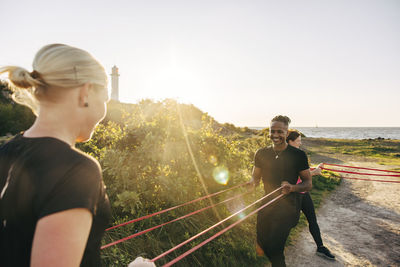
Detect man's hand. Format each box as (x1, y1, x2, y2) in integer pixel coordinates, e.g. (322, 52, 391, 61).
(281, 181, 293, 195)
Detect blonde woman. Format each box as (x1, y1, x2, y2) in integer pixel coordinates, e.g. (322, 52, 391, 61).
(0, 44, 155, 267)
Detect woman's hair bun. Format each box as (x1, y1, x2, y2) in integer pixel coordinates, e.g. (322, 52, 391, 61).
(0, 43, 107, 116)
(2, 66, 42, 89)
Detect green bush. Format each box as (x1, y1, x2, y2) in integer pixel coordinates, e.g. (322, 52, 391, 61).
(74, 99, 339, 266)
(0, 89, 340, 266)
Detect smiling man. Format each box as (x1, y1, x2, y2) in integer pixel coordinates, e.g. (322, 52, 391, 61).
(250, 115, 312, 267)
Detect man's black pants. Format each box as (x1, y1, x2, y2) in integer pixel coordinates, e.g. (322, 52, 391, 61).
(257, 196, 300, 267)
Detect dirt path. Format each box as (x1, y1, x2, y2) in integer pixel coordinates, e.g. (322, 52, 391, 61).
(284, 139, 400, 267)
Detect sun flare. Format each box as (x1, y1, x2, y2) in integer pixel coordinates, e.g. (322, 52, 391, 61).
(147, 66, 198, 101)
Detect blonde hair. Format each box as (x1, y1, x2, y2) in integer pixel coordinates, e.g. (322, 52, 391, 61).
(0, 44, 107, 115)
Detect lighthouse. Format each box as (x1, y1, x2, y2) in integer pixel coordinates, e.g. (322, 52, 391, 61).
(111, 65, 119, 101)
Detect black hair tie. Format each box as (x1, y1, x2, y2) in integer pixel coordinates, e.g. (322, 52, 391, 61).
(30, 70, 41, 80)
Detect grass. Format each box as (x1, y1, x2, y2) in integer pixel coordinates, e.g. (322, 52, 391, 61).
(322, 139, 400, 159)
(305, 137, 400, 168)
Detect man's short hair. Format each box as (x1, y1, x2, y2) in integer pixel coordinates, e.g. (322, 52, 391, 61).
(271, 115, 291, 126)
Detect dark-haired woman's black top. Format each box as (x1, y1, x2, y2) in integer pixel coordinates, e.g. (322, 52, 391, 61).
(0, 134, 111, 267)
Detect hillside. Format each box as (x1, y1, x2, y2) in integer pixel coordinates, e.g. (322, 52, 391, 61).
(0, 81, 341, 266)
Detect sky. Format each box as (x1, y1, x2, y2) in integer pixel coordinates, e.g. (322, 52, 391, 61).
(1, 0, 399, 127)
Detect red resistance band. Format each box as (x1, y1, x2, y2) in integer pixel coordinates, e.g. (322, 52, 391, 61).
(323, 163, 400, 174)
(321, 167, 400, 177)
(106, 182, 249, 231)
(160, 164, 400, 265)
(101, 190, 251, 249)
(320, 167, 400, 183)
(161, 194, 285, 267)
(337, 176, 400, 183)
(151, 186, 283, 263)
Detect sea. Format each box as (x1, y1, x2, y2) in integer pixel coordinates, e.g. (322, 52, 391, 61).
(251, 127, 400, 140)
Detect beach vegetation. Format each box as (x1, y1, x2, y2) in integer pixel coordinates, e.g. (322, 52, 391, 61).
(313, 138, 400, 166)
(81, 100, 341, 266)
(0, 81, 352, 266)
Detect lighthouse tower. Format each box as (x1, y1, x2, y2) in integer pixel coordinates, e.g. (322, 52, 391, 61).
(111, 65, 119, 101)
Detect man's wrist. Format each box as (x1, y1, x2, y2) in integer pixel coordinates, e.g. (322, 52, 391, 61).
(291, 184, 302, 193)
(290, 184, 296, 193)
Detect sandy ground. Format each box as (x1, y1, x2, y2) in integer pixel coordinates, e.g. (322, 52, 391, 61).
(284, 139, 400, 267)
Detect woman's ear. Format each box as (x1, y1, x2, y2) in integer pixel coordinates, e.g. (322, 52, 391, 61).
(78, 83, 90, 107)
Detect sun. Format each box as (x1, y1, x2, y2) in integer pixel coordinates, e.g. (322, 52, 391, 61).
(146, 65, 200, 102)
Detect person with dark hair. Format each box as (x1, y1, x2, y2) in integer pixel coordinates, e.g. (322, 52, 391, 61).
(250, 115, 312, 267)
(286, 130, 335, 260)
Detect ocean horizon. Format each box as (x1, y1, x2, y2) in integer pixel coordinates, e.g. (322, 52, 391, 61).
(250, 127, 400, 140)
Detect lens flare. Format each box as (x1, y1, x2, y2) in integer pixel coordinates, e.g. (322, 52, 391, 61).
(212, 166, 229, 185)
(208, 155, 218, 165)
(237, 212, 246, 219)
(225, 194, 246, 219)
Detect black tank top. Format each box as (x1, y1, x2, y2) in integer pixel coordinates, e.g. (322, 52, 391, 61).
(0, 134, 111, 266)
